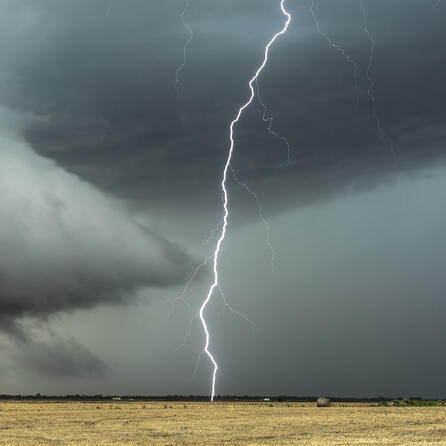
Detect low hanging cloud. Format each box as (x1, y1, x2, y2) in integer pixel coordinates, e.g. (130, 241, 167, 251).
(0, 119, 193, 334)
(12, 338, 108, 379)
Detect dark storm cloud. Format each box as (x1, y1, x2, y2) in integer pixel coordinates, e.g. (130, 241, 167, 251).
(1, 0, 444, 218)
(13, 338, 108, 378)
(0, 116, 193, 335)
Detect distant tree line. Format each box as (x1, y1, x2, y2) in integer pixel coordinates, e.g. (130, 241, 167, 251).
(0, 394, 444, 403)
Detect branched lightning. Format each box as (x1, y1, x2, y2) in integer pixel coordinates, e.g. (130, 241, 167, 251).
(176, 283, 254, 352)
(216, 284, 255, 331)
(180, 284, 255, 382)
(359, 0, 398, 170)
(309, 0, 397, 171)
(169, 254, 213, 317)
(191, 351, 204, 380)
(230, 166, 276, 272)
(199, 0, 291, 402)
(255, 79, 292, 162)
(170, 221, 253, 344)
(176, 312, 199, 351)
(309, 0, 359, 95)
(174, 0, 194, 99)
(202, 222, 222, 245)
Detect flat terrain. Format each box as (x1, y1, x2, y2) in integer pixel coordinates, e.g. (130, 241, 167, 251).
(1, 401, 446, 445)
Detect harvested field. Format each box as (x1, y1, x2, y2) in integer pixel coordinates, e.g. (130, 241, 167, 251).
(1, 401, 446, 445)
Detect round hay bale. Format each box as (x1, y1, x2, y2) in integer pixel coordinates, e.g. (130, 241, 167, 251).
(316, 397, 331, 407)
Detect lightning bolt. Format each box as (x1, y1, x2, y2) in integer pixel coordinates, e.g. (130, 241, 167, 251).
(309, 0, 397, 171)
(169, 254, 213, 317)
(175, 284, 254, 352)
(309, 0, 359, 96)
(174, 0, 194, 99)
(359, 0, 398, 170)
(230, 166, 276, 272)
(255, 79, 292, 162)
(202, 222, 222, 246)
(199, 0, 291, 402)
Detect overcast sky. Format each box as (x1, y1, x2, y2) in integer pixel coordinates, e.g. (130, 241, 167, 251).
(0, 0, 445, 398)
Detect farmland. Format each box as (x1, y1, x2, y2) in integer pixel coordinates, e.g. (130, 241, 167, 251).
(1, 400, 446, 445)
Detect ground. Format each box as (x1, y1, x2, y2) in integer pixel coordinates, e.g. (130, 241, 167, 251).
(1, 401, 446, 445)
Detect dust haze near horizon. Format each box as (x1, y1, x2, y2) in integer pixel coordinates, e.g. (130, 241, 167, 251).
(0, 0, 445, 398)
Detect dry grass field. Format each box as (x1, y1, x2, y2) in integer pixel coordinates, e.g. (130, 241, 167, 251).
(1, 400, 446, 445)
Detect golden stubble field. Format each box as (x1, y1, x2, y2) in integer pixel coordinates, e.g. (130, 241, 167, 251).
(1, 401, 446, 445)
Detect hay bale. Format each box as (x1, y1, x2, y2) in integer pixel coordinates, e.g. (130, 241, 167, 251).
(316, 397, 331, 407)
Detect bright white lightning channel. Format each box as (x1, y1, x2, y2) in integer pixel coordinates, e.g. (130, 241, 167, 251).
(200, 0, 291, 402)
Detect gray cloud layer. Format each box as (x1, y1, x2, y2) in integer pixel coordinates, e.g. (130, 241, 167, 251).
(0, 115, 192, 334)
(13, 338, 108, 379)
(0, 0, 443, 219)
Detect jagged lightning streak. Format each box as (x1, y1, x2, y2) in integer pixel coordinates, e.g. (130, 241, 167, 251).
(199, 0, 291, 402)
(309, 0, 359, 95)
(230, 166, 276, 271)
(190, 283, 255, 382)
(169, 254, 213, 317)
(255, 79, 292, 162)
(174, 0, 194, 99)
(203, 222, 222, 245)
(359, 0, 398, 170)
(176, 283, 254, 352)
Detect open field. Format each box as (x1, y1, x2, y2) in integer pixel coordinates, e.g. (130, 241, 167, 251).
(1, 401, 446, 445)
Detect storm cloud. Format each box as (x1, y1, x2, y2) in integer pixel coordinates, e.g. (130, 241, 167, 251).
(13, 338, 108, 378)
(0, 0, 443, 219)
(0, 111, 192, 334)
